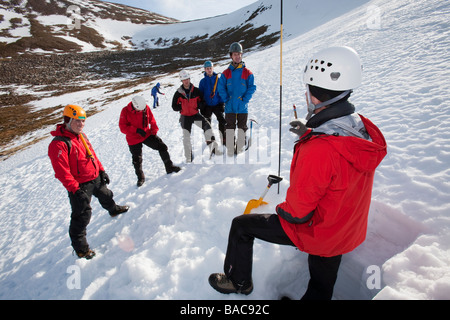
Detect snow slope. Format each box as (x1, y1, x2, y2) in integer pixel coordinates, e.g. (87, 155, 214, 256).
(1, 0, 450, 300)
(132, 0, 369, 49)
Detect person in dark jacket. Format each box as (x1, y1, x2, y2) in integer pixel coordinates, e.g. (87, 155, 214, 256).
(172, 70, 221, 162)
(48, 104, 129, 260)
(217, 42, 256, 156)
(209, 47, 387, 300)
(119, 96, 180, 187)
(199, 61, 226, 146)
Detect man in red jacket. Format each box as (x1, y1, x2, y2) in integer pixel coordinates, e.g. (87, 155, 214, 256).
(172, 70, 221, 162)
(119, 96, 180, 187)
(209, 47, 387, 299)
(48, 104, 129, 259)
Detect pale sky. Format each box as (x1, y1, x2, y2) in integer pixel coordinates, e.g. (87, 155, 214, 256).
(104, 0, 258, 21)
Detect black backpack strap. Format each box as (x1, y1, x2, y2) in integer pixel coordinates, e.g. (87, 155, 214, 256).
(295, 131, 329, 144)
(52, 136, 72, 156)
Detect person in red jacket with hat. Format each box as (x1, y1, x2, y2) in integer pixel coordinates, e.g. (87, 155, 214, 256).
(119, 96, 180, 187)
(48, 104, 129, 259)
(172, 70, 221, 162)
(209, 46, 387, 299)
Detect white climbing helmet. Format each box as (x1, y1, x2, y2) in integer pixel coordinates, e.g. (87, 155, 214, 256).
(179, 70, 190, 81)
(303, 46, 363, 91)
(132, 95, 147, 111)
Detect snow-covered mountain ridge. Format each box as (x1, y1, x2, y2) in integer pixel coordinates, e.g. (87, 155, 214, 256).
(0, 0, 370, 160)
(0, 0, 177, 56)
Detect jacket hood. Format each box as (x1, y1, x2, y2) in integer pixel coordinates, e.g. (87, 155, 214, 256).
(325, 115, 387, 172)
(177, 83, 194, 97)
(51, 123, 77, 139)
(306, 100, 355, 128)
(203, 71, 218, 77)
(126, 101, 137, 112)
(228, 61, 246, 70)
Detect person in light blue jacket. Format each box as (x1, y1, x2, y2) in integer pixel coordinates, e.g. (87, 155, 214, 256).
(217, 42, 256, 156)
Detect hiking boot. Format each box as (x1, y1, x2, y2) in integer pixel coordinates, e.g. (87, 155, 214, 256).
(209, 141, 223, 156)
(208, 273, 253, 295)
(110, 205, 129, 217)
(137, 177, 145, 187)
(76, 249, 96, 260)
(166, 165, 181, 174)
(164, 160, 181, 174)
(136, 170, 145, 187)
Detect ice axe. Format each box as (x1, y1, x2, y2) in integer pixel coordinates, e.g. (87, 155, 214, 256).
(243, 174, 283, 214)
(293, 104, 298, 119)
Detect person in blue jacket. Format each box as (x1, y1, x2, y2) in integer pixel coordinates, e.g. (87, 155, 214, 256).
(199, 61, 226, 145)
(151, 83, 165, 108)
(217, 42, 256, 156)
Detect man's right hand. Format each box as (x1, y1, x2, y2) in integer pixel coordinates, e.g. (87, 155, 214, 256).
(137, 128, 146, 137)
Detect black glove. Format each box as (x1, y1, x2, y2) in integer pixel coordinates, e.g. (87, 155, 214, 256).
(198, 101, 206, 114)
(136, 128, 146, 137)
(99, 171, 110, 185)
(289, 120, 308, 137)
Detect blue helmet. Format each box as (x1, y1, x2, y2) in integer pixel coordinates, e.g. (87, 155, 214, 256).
(204, 61, 213, 68)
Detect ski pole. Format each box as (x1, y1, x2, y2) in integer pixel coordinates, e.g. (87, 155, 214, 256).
(246, 118, 258, 151)
(293, 104, 298, 119)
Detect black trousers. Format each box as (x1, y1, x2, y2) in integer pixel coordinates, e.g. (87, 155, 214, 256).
(68, 175, 116, 253)
(129, 135, 171, 179)
(223, 214, 342, 300)
(202, 104, 226, 144)
(179, 113, 214, 160)
(225, 113, 248, 152)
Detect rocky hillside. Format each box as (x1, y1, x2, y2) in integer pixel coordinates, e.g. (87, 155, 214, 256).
(0, 0, 281, 159)
(0, 0, 178, 57)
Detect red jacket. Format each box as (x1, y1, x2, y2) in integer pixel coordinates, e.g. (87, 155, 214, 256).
(171, 84, 202, 116)
(276, 115, 387, 257)
(119, 102, 159, 145)
(48, 124, 104, 193)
